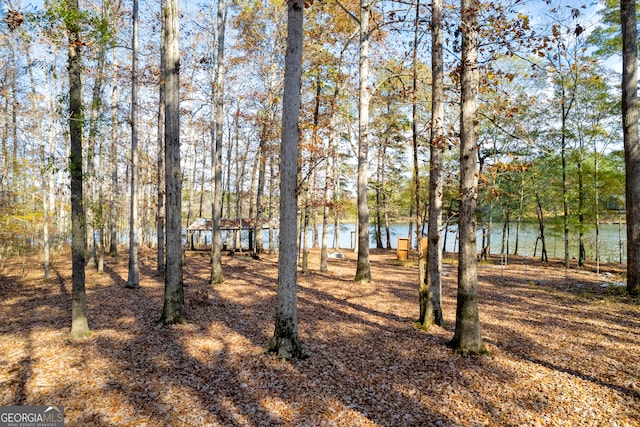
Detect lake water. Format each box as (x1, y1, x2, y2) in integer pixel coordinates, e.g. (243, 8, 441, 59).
(188, 221, 627, 263)
(293, 222, 627, 263)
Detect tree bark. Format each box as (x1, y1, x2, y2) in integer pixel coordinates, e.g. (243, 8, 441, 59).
(415, 0, 427, 325)
(67, 0, 90, 340)
(421, 0, 444, 328)
(375, 156, 383, 249)
(621, 0, 640, 296)
(97, 127, 105, 272)
(354, 0, 371, 283)
(211, 0, 227, 284)
(311, 76, 322, 250)
(268, 156, 277, 254)
(449, 0, 484, 355)
(561, 93, 570, 268)
(301, 189, 310, 274)
(109, 52, 120, 257)
(266, 0, 306, 360)
(578, 147, 585, 267)
(594, 145, 600, 273)
(127, 0, 140, 289)
(156, 0, 166, 274)
(158, 0, 187, 325)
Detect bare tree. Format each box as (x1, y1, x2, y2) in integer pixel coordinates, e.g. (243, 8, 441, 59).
(621, 0, 639, 296)
(449, 0, 484, 355)
(127, 0, 140, 289)
(419, 0, 445, 328)
(158, 0, 187, 325)
(266, 0, 306, 360)
(354, 0, 372, 282)
(67, 0, 90, 340)
(156, 0, 166, 275)
(335, 0, 373, 282)
(210, 0, 227, 284)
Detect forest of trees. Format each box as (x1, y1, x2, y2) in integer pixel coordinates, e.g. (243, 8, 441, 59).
(0, 0, 638, 354)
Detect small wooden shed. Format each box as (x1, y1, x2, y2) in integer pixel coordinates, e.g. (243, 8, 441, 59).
(186, 218, 272, 250)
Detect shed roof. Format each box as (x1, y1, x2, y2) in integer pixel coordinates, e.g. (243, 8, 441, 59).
(187, 218, 276, 231)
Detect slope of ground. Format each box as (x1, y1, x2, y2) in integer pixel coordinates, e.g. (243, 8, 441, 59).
(0, 248, 638, 426)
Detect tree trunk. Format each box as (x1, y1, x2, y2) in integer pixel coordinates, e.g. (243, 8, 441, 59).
(535, 191, 548, 262)
(234, 125, 246, 251)
(109, 53, 120, 257)
(211, 0, 227, 284)
(268, 156, 276, 254)
(67, 0, 91, 340)
(225, 107, 236, 249)
(186, 138, 197, 227)
(501, 209, 509, 254)
(255, 142, 267, 254)
(578, 148, 585, 267)
(375, 164, 383, 249)
(0, 79, 6, 191)
(619, 211, 624, 264)
(380, 103, 391, 251)
(6, 29, 18, 201)
(11, 40, 18, 189)
(354, 0, 371, 283)
(85, 38, 106, 271)
(97, 134, 105, 273)
(561, 97, 570, 269)
(514, 173, 524, 256)
(83, 69, 104, 268)
(320, 136, 333, 271)
(1, 96, 6, 192)
(198, 148, 206, 218)
(333, 142, 341, 250)
(421, 0, 445, 328)
(24, 39, 50, 278)
(308, 76, 322, 248)
(266, 0, 306, 360)
(301, 192, 310, 274)
(297, 201, 304, 266)
(416, 0, 428, 326)
(158, 0, 187, 326)
(156, 1, 166, 274)
(383, 195, 391, 249)
(594, 145, 600, 274)
(311, 178, 319, 249)
(321, 81, 341, 270)
(407, 202, 414, 248)
(449, 0, 484, 355)
(487, 189, 493, 257)
(127, 0, 140, 289)
(622, 0, 640, 296)
(311, 76, 322, 250)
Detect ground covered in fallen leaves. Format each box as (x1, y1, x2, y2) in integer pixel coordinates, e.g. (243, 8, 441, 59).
(1, 247, 639, 426)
